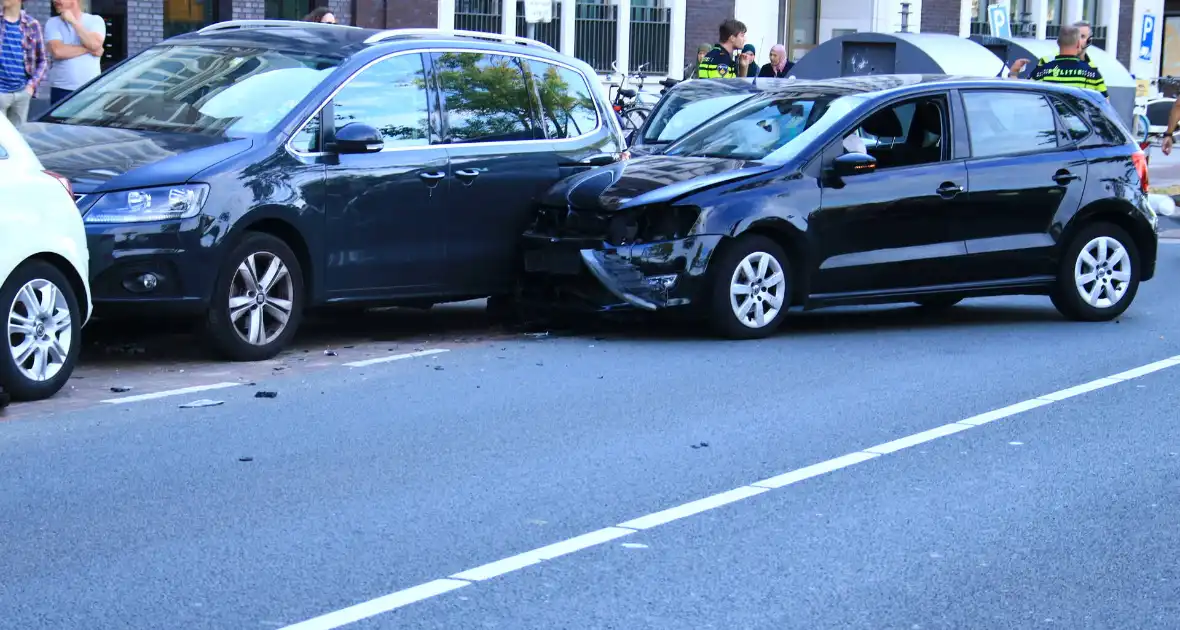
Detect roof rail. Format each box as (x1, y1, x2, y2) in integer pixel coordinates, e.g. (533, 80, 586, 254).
(197, 19, 362, 34)
(363, 28, 557, 52)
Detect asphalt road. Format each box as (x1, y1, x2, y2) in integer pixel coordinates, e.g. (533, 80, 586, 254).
(2, 241, 1180, 629)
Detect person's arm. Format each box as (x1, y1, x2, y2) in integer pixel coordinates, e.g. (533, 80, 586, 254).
(1163, 99, 1180, 155)
(45, 19, 86, 60)
(29, 21, 48, 93)
(64, 13, 104, 57)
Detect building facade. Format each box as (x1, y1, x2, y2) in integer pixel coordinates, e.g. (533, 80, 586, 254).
(18, 0, 1171, 90)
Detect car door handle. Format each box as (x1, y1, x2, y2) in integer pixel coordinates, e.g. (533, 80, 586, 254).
(419, 171, 446, 185)
(455, 169, 481, 181)
(1053, 170, 1080, 184)
(936, 182, 964, 197)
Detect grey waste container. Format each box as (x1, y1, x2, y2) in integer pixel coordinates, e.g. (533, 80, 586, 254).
(791, 32, 1009, 80)
(970, 34, 1136, 127)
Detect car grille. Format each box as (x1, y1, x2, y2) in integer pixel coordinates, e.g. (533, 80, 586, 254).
(533, 205, 610, 238)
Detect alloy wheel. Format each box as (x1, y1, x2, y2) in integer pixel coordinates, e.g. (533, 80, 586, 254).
(729, 251, 787, 329)
(7, 279, 73, 382)
(1073, 236, 1132, 309)
(229, 251, 295, 346)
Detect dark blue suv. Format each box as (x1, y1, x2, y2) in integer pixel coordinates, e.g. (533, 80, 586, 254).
(22, 21, 626, 360)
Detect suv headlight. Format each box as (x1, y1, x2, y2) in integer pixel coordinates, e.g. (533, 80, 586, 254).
(83, 184, 210, 224)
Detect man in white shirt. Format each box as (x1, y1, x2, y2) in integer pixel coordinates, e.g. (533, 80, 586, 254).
(44, 0, 103, 103)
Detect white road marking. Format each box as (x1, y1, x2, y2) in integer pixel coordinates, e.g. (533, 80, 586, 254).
(278, 579, 470, 630)
(342, 348, 450, 368)
(451, 528, 635, 582)
(101, 382, 242, 404)
(276, 353, 1180, 630)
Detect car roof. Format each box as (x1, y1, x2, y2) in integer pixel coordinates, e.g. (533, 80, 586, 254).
(670, 73, 1100, 103)
(162, 22, 573, 64)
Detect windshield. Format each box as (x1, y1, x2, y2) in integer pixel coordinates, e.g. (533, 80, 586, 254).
(663, 94, 866, 161)
(43, 44, 341, 137)
(641, 93, 755, 144)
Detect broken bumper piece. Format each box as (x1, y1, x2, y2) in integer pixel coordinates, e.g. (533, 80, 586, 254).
(520, 234, 725, 312)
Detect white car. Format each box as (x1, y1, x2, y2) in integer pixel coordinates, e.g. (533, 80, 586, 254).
(0, 117, 91, 402)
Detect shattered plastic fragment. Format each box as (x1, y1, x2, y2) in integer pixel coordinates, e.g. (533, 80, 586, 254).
(110, 386, 132, 393)
(255, 391, 278, 399)
(179, 399, 224, 409)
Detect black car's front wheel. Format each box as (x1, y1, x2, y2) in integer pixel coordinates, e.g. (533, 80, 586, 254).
(707, 234, 792, 339)
(1051, 221, 1140, 322)
(205, 232, 305, 361)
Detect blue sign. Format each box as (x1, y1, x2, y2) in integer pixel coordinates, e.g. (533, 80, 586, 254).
(1139, 13, 1157, 61)
(988, 5, 1011, 38)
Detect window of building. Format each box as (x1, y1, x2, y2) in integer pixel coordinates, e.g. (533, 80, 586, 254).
(528, 61, 599, 140)
(787, 0, 818, 62)
(433, 52, 541, 143)
(163, 0, 217, 39)
(330, 53, 432, 149)
(266, 0, 311, 20)
(962, 91, 1058, 158)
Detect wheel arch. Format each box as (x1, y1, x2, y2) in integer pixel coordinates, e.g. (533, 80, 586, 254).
(230, 212, 318, 304)
(1060, 199, 1158, 281)
(732, 217, 813, 306)
(24, 252, 91, 321)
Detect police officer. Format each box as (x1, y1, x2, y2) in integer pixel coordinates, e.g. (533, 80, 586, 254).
(698, 19, 750, 79)
(1008, 24, 1107, 99)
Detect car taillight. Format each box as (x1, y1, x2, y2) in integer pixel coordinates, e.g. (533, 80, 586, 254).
(1132, 150, 1149, 194)
(43, 170, 72, 197)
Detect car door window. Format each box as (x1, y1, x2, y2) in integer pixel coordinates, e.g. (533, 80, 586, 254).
(1051, 97, 1092, 142)
(527, 61, 599, 139)
(433, 51, 541, 143)
(321, 53, 432, 150)
(290, 111, 321, 153)
(962, 91, 1057, 158)
(845, 95, 948, 169)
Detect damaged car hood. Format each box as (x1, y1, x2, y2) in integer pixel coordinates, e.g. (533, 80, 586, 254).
(546, 155, 780, 212)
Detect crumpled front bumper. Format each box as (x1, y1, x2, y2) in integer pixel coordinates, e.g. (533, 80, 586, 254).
(519, 233, 726, 312)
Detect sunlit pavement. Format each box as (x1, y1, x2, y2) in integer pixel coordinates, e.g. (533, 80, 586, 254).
(2, 244, 1180, 628)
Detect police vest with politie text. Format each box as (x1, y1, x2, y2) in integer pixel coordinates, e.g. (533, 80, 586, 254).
(1025, 54, 1109, 97)
(698, 44, 742, 79)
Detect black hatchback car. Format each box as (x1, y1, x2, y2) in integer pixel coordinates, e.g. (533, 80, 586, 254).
(23, 22, 626, 360)
(518, 75, 1160, 338)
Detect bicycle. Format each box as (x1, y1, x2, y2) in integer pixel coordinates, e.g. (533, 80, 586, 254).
(607, 61, 654, 135)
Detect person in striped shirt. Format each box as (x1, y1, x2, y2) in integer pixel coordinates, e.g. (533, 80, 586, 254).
(1007, 25, 1108, 100)
(0, 0, 47, 126)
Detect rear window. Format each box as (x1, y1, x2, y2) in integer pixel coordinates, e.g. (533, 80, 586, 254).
(642, 93, 755, 144)
(962, 91, 1058, 158)
(42, 44, 341, 137)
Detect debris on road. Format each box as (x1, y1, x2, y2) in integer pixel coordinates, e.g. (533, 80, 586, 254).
(433, 366, 445, 371)
(238, 456, 254, 462)
(254, 391, 278, 399)
(525, 332, 550, 339)
(179, 399, 224, 409)
(109, 386, 132, 393)
(324, 350, 338, 357)
(690, 442, 710, 449)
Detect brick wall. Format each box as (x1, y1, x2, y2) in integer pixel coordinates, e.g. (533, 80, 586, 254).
(233, 0, 265, 20)
(384, 0, 436, 28)
(23, 0, 52, 24)
(920, 0, 961, 35)
(328, 0, 351, 25)
(1116, 0, 1132, 67)
(685, 0, 734, 63)
(126, 0, 162, 56)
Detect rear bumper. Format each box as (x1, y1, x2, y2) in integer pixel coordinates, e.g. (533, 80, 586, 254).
(518, 232, 725, 312)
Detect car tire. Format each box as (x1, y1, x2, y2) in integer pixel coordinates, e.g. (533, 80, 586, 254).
(1051, 221, 1140, 322)
(707, 234, 792, 339)
(205, 232, 305, 362)
(0, 260, 82, 401)
(914, 296, 962, 309)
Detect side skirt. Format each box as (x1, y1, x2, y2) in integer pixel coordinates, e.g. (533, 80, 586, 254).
(804, 276, 1056, 309)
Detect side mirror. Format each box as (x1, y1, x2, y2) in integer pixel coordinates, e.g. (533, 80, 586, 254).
(333, 123, 384, 154)
(831, 152, 877, 178)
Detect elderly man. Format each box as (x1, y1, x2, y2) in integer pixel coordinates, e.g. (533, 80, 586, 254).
(1007, 24, 1107, 99)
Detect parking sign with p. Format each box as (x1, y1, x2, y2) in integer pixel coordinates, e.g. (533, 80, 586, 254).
(1140, 13, 1156, 61)
(988, 4, 1011, 38)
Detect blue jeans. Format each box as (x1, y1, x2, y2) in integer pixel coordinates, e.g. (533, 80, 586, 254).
(50, 88, 73, 104)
